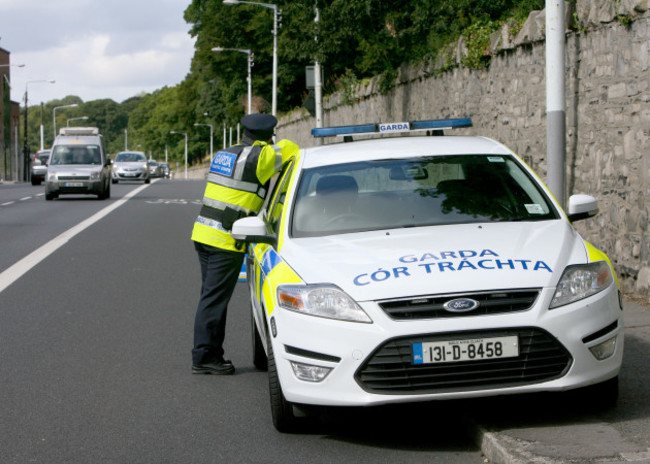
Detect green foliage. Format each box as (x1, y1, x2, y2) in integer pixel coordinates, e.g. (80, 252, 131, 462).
(461, 21, 500, 69)
(21, 0, 547, 166)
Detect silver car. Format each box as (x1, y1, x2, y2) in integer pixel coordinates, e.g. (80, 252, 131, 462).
(148, 160, 163, 178)
(45, 127, 111, 200)
(31, 149, 51, 185)
(111, 151, 151, 184)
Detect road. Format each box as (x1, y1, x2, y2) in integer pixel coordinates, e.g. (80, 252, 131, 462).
(0, 180, 486, 464)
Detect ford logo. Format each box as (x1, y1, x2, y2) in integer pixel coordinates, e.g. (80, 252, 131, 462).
(443, 298, 480, 313)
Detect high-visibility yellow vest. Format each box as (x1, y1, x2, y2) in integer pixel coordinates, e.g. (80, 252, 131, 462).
(191, 139, 299, 252)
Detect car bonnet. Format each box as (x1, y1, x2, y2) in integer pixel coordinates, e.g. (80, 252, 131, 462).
(279, 220, 587, 302)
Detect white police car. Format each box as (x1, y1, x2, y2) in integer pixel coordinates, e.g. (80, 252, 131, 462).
(232, 118, 624, 432)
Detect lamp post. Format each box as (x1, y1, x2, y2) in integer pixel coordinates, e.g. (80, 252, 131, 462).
(24, 79, 55, 181)
(170, 131, 188, 179)
(194, 123, 214, 161)
(223, 0, 279, 116)
(53, 103, 78, 139)
(67, 116, 88, 126)
(212, 47, 253, 114)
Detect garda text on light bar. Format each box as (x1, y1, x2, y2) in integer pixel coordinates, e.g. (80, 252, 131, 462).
(379, 122, 410, 133)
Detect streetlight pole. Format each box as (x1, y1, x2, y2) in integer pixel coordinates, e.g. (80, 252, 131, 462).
(24, 79, 55, 181)
(53, 103, 78, 139)
(194, 123, 214, 161)
(223, 0, 280, 116)
(170, 131, 188, 179)
(212, 47, 254, 114)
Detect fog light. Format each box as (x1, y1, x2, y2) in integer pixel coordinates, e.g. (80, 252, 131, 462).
(589, 336, 617, 360)
(290, 361, 332, 382)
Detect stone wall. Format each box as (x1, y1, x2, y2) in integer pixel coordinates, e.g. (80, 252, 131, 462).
(275, 1, 650, 296)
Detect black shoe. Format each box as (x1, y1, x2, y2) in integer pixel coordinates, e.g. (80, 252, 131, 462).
(192, 359, 235, 375)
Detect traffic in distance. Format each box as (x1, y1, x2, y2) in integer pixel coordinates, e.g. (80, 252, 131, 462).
(230, 117, 623, 432)
(30, 126, 173, 200)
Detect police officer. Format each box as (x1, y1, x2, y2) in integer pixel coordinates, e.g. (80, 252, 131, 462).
(191, 113, 299, 375)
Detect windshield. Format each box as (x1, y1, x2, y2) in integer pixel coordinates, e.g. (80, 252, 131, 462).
(115, 152, 146, 162)
(36, 151, 50, 164)
(291, 155, 559, 237)
(50, 145, 102, 165)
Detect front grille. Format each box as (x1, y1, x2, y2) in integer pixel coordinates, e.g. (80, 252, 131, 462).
(59, 176, 90, 181)
(379, 289, 539, 320)
(355, 327, 572, 395)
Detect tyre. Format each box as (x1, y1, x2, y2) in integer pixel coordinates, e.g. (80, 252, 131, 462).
(267, 334, 298, 432)
(31, 178, 41, 186)
(45, 192, 57, 201)
(105, 182, 111, 199)
(145, 178, 151, 184)
(252, 312, 268, 371)
(112, 179, 118, 184)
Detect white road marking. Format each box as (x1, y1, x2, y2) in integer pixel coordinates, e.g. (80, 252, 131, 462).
(0, 184, 151, 295)
(1, 201, 15, 206)
(19, 197, 32, 201)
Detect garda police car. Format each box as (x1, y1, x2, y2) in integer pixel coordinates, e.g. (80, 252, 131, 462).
(231, 118, 624, 432)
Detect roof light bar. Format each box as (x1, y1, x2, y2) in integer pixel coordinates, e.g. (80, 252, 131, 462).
(311, 117, 472, 138)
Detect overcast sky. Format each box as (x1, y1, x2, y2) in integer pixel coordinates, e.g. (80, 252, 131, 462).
(0, 0, 196, 105)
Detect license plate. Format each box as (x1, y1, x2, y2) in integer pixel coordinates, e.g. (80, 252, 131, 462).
(413, 335, 519, 364)
(64, 182, 84, 187)
(124, 173, 136, 177)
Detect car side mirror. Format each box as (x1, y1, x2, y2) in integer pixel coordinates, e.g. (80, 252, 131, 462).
(567, 194, 598, 222)
(231, 216, 276, 245)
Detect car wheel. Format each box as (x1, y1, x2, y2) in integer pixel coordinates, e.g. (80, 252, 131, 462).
(45, 192, 57, 201)
(252, 312, 268, 371)
(105, 181, 111, 199)
(31, 178, 40, 186)
(112, 179, 118, 184)
(267, 334, 298, 432)
(145, 178, 151, 184)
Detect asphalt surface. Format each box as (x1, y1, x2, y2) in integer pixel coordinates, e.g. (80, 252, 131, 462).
(1, 178, 649, 463)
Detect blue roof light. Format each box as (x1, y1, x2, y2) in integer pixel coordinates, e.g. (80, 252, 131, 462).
(311, 117, 472, 138)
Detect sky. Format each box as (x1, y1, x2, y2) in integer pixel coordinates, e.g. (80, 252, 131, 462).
(0, 0, 196, 105)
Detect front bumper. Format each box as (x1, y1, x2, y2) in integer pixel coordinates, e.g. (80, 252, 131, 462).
(268, 284, 624, 407)
(46, 179, 103, 195)
(113, 170, 148, 180)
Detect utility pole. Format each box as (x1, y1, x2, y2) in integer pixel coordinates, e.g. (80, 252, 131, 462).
(314, 1, 323, 145)
(546, 0, 566, 207)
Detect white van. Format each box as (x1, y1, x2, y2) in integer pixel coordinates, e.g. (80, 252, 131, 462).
(45, 127, 112, 200)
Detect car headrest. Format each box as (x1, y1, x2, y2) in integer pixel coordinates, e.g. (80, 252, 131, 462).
(316, 175, 358, 195)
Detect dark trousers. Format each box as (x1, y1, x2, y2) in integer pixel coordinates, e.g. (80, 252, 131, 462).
(192, 242, 245, 365)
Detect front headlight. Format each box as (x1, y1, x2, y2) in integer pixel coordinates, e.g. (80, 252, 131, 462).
(277, 284, 372, 323)
(550, 261, 613, 309)
(90, 170, 100, 180)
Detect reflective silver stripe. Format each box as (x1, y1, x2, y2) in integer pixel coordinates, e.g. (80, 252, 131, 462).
(234, 146, 253, 180)
(195, 215, 228, 233)
(270, 144, 284, 171)
(206, 172, 259, 193)
(203, 196, 251, 215)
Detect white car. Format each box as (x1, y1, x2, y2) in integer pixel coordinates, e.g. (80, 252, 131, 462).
(232, 118, 624, 432)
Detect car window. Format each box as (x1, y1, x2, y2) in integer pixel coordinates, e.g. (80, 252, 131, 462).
(116, 152, 146, 162)
(263, 160, 295, 235)
(50, 145, 102, 165)
(37, 151, 51, 164)
(291, 154, 559, 237)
